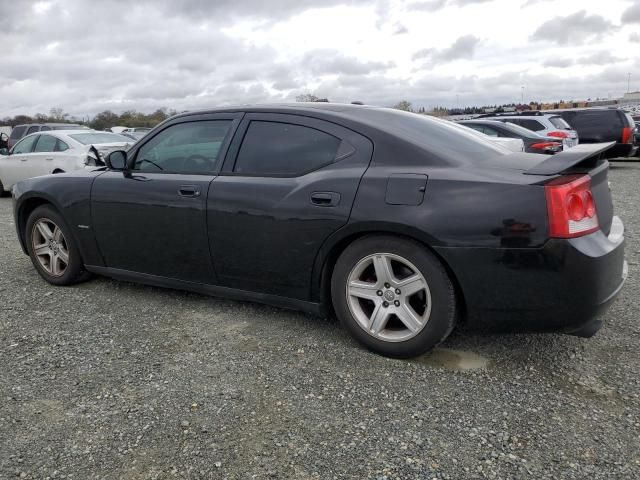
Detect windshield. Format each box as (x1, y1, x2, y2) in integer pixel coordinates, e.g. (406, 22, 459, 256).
(345, 108, 508, 162)
(70, 132, 131, 144)
(549, 116, 572, 129)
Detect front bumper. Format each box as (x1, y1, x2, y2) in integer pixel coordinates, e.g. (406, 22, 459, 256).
(435, 216, 627, 336)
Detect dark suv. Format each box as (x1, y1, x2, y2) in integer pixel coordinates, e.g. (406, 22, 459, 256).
(7, 123, 87, 149)
(549, 108, 637, 159)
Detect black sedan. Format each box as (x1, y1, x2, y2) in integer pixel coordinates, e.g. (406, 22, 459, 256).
(459, 119, 564, 154)
(12, 104, 627, 358)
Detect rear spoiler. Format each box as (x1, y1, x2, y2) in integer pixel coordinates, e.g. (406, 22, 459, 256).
(524, 142, 615, 176)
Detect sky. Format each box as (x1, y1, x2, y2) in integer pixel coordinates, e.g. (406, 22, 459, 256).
(1, 0, 639, 118)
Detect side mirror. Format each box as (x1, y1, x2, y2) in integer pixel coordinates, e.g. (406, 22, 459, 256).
(0, 148, 9, 156)
(105, 150, 127, 170)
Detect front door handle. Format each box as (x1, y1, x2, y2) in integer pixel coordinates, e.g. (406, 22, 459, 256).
(178, 185, 201, 197)
(19, 158, 27, 162)
(45, 157, 54, 161)
(310, 191, 341, 207)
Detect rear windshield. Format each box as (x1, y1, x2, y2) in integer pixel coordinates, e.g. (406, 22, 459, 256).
(345, 108, 508, 162)
(69, 133, 131, 144)
(9, 126, 26, 139)
(549, 116, 571, 129)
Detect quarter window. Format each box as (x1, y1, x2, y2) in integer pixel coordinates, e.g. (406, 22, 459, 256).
(234, 121, 341, 176)
(34, 134, 58, 153)
(12, 135, 39, 154)
(518, 119, 545, 132)
(134, 120, 232, 173)
(55, 139, 69, 152)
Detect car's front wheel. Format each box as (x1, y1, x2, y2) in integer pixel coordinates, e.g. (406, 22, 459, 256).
(331, 235, 457, 358)
(26, 205, 90, 285)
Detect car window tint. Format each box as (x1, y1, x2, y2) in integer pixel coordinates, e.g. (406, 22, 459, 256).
(55, 139, 69, 152)
(12, 135, 39, 154)
(34, 134, 58, 153)
(518, 119, 545, 131)
(26, 126, 40, 135)
(549, 116, 570, 129)
(9, 126, 27, 140)
(134, 120, 231, 173)
(482, 126, 499, 137)
(234, 121, 341, 176)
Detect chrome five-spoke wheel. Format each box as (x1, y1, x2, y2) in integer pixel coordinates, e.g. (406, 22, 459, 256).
(31, 218, 70, 277)
(346, 253, 432, 342)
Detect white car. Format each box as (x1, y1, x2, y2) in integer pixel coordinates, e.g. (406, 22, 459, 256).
(0, 130, 133, 194)
(453, 122, 525, 153)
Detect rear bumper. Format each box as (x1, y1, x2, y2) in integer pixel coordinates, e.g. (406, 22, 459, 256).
(606, 143, 637, 158)
(435, 216, 627, 335)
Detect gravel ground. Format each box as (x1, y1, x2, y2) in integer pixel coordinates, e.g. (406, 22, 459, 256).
(1, 163, 639, 480)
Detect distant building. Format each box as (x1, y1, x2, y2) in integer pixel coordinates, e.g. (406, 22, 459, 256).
(621, 91, 640, 105)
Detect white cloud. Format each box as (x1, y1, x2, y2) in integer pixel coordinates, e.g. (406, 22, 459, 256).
(0, 0, 637, 117)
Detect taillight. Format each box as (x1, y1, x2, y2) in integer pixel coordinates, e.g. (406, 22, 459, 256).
(545, 175, 598, 238)
(531, 141, 562, 151)
(622, 127, 633, 144)
(547, 131, 569, 139)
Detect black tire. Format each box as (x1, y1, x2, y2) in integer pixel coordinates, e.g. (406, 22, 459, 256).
(25, 204, 91, 286)
(331, 235, 457, 358)
(0, 178, 7, 197)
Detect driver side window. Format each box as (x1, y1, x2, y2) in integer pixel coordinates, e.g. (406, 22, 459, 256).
(133, 120, 232, 173)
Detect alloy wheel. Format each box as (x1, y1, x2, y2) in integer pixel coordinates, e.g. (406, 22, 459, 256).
(346, 253, 432, 342)
(31, 218, 70, 277)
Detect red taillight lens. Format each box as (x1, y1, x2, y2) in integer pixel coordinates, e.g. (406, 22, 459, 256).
(545, 175, 599, 238)
(622, 127, 633, 144)
(531, 141, 562, 151)
(547, 130, 569, 139)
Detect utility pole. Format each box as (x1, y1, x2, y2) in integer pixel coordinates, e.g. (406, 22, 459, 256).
(628, 73, 632, 93)
(521, 86, 524, 105)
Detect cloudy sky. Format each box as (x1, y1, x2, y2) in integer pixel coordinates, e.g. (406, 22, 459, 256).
(1, 0, 640, 117)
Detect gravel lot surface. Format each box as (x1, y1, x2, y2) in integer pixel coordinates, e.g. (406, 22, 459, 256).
(1, 163, 639, 479)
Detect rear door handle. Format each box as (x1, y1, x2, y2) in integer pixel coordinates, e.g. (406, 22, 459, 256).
(19, 158, 27, 162)
(45, 157, 53, 161)
(310, 191, 341, 207)
(178, 185, 201, 197)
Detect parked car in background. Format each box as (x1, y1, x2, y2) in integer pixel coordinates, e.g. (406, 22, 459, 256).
(477, 111, 579, 149)
(0, 130, 132, 194)
(120, 128, 152, 141)
(548, 108, 637, 159)
(453, 122, 524, 152)
(459, 119, 563, 154)
(11, 104, 626, 358)
(7, 123, 88, 150)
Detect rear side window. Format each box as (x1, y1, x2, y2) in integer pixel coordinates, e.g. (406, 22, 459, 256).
(549, 116, 571, 129)
(26, 126, 40, 135)
(9, 126, 27, 140)
(55, 139, 69, 152)
(518, 119, 545, 132)
(33, 134, 58, 153)
(40, 126, 52, 131)
(12, 135, 39, 154)
(234, 121, 341, 176)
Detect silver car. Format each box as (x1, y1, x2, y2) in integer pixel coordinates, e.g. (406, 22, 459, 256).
(479, 112, 579, 149)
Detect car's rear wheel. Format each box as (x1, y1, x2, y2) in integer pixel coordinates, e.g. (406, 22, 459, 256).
(331, 235, 456, 358)
(26, 205, 89, 285)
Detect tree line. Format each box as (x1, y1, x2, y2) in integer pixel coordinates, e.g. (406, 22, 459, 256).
(1, 107, 177, 131)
